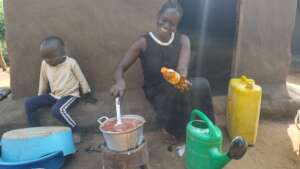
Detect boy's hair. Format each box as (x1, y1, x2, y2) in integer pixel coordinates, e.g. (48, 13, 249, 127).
(40, 36, 65, 47)
(158, 0, 183, 18)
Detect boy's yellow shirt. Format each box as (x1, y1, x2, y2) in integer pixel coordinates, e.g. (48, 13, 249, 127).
(38, 56, 91, 99)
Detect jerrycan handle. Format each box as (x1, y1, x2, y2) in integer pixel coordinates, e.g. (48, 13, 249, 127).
(190, 109, 217, 138)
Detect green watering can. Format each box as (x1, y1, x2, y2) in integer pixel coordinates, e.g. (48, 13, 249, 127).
(185, 109, 247, 169)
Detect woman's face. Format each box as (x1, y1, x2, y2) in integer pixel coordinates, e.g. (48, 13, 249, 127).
(157, 8, 180, 36)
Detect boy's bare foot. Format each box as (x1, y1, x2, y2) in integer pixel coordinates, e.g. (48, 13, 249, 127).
(160, 128, 177, 145)
(73, 132, 82, 144)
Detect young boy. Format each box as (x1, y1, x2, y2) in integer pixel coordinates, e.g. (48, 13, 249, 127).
(25, 36, 96, 143)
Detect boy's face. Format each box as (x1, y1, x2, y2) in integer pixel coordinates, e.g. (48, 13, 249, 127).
(40, 41, 65, 66)
(157, 8, 180, 36)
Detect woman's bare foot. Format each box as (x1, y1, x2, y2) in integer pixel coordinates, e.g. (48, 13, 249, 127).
(160, 128, 177, 145)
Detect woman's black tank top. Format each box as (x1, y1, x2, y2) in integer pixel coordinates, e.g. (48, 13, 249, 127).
(139, 32, 182, 89)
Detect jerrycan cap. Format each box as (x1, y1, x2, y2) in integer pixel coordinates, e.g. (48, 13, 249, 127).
(240, 75, 255, 89)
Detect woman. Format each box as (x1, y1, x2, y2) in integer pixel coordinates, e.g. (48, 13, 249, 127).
(110, 0, 215, 141)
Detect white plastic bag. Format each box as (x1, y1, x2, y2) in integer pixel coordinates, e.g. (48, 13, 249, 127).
(288, 110, 300, 156)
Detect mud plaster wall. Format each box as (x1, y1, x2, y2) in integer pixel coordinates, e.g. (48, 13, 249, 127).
(5, 0, 299, 118)
(233, 0, 297, 84)
(5, 0, 165, 99)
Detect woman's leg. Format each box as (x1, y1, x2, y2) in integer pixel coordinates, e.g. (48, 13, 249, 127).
(186, 77, 215, 123)
(144, 82, 186, 139)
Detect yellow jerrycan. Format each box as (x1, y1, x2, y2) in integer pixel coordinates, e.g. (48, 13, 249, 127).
(226, 75, 262, 145)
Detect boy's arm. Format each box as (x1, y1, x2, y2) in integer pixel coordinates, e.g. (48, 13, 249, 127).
(38, 61, 49, 95)
(72, 60, 91, 94)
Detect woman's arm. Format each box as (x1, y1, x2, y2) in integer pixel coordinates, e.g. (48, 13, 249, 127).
(111, 37, 146, 97)
(176, 34, 191, 77)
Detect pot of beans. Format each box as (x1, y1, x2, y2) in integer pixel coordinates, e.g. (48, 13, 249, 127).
(97, 115, 145, 151)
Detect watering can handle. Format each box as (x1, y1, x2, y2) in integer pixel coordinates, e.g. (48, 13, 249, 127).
(190, 109, 217, 138)
(97, 116, 109, 125)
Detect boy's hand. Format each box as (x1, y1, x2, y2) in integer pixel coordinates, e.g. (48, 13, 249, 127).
(81, 92, 98, 104)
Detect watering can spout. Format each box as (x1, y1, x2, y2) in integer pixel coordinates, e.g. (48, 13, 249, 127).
(227, 136, 248, 160)
(210, 136, 247, 169)
(210, 148, 230, 169)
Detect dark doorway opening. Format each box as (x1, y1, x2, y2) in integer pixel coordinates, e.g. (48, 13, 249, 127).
(288, 0, 300, 94)
(178, 0, 238, 95)
(291, 0, 300, 71)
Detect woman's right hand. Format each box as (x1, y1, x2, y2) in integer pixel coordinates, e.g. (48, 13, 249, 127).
(110, 79, 126, 98)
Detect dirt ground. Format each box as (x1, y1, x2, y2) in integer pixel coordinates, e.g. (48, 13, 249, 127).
(1, 69, 300, 169)
(61, 120, 300, 169)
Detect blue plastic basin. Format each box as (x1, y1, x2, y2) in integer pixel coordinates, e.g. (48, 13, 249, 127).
(1, 127, 76, 162)
(0, 151, 64, 169)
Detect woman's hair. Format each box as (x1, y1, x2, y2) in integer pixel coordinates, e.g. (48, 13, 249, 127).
(158, 0, 183, 18)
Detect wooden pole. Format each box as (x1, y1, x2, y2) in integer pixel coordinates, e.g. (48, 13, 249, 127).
(0, 47, 6, 71)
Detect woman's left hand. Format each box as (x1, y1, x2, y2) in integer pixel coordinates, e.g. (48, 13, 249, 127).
(174, 76, 192, 92)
